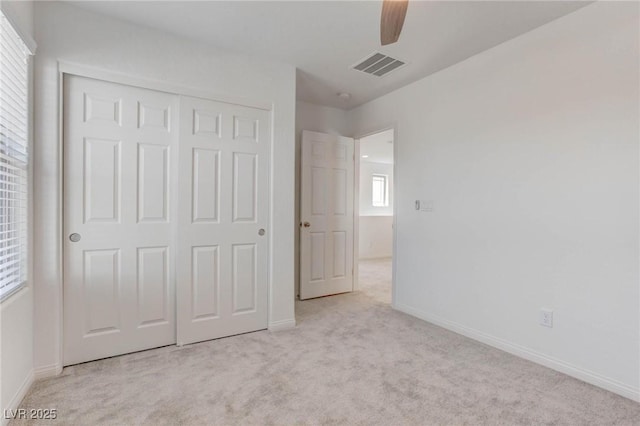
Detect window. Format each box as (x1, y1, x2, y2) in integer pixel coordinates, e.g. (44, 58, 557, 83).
(0, 11, 31, 300)
(372, 174, 388, 207)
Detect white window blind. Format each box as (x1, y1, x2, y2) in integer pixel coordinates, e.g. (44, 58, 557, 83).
(372, 174, 388, 207)
(0, 11, 30, 300)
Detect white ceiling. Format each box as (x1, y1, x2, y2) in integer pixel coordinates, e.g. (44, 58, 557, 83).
(68, 1, 589, 109)
(360, 129, 394, 164)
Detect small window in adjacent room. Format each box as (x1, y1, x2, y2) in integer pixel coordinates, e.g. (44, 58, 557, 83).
(0, 11, 32, 300)
(372, 174, 388, 207)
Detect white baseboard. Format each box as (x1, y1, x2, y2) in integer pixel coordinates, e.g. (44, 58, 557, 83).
(2, 370, 34, 426)
(394, 302, 640, 403)
(33, 364, 61, 380)
(268, 318, 296, 332)
(359, 256, 393, 261)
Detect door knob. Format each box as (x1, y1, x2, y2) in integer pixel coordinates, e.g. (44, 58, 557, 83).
(69, 233, 81, 242)
(258, 229, 265, 236)
(303, 222, 311, 228)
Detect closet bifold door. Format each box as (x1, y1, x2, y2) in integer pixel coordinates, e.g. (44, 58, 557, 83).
(176, 95, 270, 345)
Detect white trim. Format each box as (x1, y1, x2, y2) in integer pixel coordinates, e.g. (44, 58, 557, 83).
(58, 61, 272, 111)
(394, 302, 640, 402)
(1, 370, 34, 426)
(0, 285, 29, 305)
(353, 140, 360, 291)
(359, 256, 393, 261)
(56, 69, 65, 371)
(391, 126, 398, 308)
(268, 318, 296, 332)
(268, 95, 277, 331)
(33, 364, 62, 381)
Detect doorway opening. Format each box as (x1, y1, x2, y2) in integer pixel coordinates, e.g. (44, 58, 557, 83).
(356, 129, 394, 304)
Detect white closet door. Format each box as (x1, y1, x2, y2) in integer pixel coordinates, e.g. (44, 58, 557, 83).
(176, 96, 270, 345)
(63, 75, 179, 365)
(300, 130, 354, 300)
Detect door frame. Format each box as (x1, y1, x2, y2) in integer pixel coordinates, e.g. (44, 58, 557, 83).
(353, 126, 398, 307)
(56, 62, 277, 368)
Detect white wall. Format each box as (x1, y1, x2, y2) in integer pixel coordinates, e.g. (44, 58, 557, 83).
(359, 161, 393, 217)
(295, 101, 349, 296)
(1, 290, 34, 420)
(359, 216, 393, 260)
(296, 101, 349, 137)
(348, 2, 640, 400)
(33, 1, 296, 372)
(358, 161, 393, 260)
(0, 1, 35, 420)
(1, 0, 33, 37)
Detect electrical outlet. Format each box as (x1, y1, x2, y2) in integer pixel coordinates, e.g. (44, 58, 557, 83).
(539, 309, 553, 328)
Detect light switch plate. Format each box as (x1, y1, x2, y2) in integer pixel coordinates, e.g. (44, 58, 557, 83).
(420, 200, 434, 212)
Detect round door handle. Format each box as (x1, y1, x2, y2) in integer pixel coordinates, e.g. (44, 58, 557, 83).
(258, 229, 265, 236)
(303, 222, 311, 228)
(69, 233, 81, 242)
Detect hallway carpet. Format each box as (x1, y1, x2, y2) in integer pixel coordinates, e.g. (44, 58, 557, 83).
(13, 259, 640, 425)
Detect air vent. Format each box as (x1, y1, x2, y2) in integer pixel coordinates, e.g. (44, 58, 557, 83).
(352, 52, 406, 77)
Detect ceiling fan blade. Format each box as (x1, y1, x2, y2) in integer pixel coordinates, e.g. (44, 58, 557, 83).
(380, 0, 409, 46)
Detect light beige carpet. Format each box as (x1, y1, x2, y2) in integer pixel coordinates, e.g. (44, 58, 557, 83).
(357, 258, 393, 304)
(13, 258, 640, 425)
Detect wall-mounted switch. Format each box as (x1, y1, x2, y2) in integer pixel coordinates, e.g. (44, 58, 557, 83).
(415, 200, 434, 212)
(421, 200, 434, 212)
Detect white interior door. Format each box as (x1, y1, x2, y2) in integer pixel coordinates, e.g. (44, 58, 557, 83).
(176, 95, 270, 345)
(300, 130, 354, 299)
(63, 75, 178, 365)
